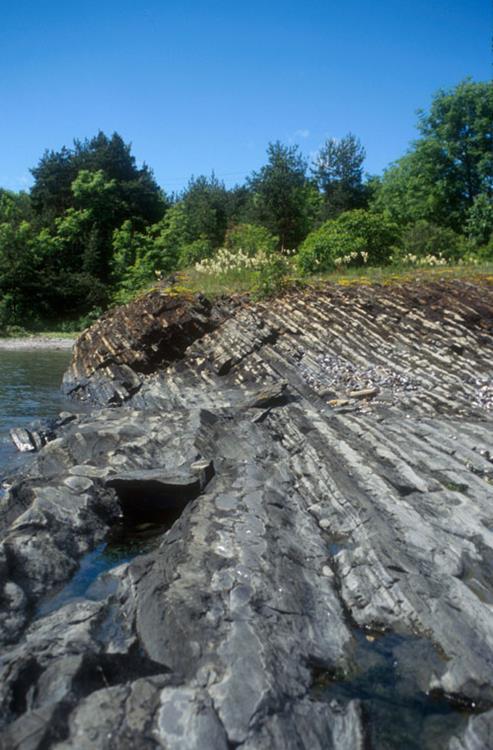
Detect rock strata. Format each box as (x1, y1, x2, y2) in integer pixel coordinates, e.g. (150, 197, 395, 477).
(2, 278, 493, 749)
(62, 289, 234, 405)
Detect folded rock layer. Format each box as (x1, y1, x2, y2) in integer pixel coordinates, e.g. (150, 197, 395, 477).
(1, 279, 493, 749)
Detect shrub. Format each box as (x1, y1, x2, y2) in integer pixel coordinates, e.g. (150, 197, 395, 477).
(398, 220, 469, 262)
(466, 194, 493, 247)
(225, 223, 278, 256)
(473, 236, 493, 262)
(297, 209, 399, 274)
(179, 237, 214, 267)
(253, 252, 289, 298)
(192, 245, 290, 298)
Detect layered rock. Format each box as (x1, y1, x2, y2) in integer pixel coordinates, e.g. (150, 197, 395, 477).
(62, 289, 234, 405)
(1, 278, 493, 749)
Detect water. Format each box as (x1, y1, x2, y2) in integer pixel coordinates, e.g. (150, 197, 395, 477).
(320, 534, 477, 747)
(0, 348, 184, 617)
(36, 517, 174, 617)
(313, 629, 475, 749)
(0, 349, 73, 481)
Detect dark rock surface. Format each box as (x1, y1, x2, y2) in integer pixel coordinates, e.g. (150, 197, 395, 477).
(2, 278, 493, 749)
(62, 289, 234, 406)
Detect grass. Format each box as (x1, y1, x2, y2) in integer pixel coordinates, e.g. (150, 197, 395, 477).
(0, 329, 80, 339)
(5, 260, 489, 339)
(179, 261, 493, 299)
(183, 267, 261, 296)
(303, 261, 493, 287)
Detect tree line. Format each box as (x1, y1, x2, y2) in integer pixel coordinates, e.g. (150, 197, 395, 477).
(0, 78, 492, 330)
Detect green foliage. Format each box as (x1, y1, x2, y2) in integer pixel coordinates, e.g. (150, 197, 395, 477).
(150, 203, 191, 270)
(112, 220, 150, 280)
(246, 142, 310, 249)
(179, 237, 214, 267)
(181, 174, 229, 248)
(466, 194, 493, 247)
(297, 210, 399, 274)
(111, 204, 195, 301)
(26, 132, 167, 297)
(111, 221, 158, 303)
(0, 189, 33, 225)
(31, 131, 166, 225)
(417, 79, 493, 205)
(371, 145, 450, 227)
(374, 80, 493, 229)
(398, 220, 468, 261)
(225, 223, 278, 256)
(0, 293, 17, 332)
(252, 252, 289, 298)
(312, 133, 367, 217)
(0, 83, 491, 327)
(477, 237, 493, 261)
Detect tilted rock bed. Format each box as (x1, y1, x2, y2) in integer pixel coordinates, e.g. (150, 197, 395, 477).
(1, 279, 493, 749)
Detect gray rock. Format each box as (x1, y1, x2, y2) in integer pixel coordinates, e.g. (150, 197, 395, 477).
(2, 280, 493, 748)
(9, 427, 36, 452)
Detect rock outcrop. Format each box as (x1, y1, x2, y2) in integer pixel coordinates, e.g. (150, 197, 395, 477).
(1, 278, 493, 749)
(62, 289, 234, 405)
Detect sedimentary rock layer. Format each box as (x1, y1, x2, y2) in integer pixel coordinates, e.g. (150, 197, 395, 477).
(1, 279, 493, 749)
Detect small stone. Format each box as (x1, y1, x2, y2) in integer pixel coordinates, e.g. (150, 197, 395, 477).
(10, 428, 36, 453)
(348, 388, 379, 399)
(64, 476, 93, 493)
(69, 464, 114, 479)
(322, 566, 333, 577)
(318, 388, 337, 399)
(319, 518, 330, 530)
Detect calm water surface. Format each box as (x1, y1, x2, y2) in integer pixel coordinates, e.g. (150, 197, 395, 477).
(0, 349, 72, 480)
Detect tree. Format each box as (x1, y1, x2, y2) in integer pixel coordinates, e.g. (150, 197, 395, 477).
(312, 133, 367, 217)
(246, 142, 310, 248)
(31, 131, 167, 227)
(417, 79, 493, 205)
(0, 189, 33, 225)
(71, 169, 125, 277)
(111, 203, 192, 301)
(181, 174, 229, 248)
(29, 133, 168, 297)
(374, 80, 493, 230)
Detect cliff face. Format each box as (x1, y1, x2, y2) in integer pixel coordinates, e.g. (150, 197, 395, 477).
(1, 279, 493, 749)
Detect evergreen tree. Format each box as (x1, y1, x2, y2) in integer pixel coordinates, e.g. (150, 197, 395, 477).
(181, 174, 229, 248)
(312, 133, 367, 217)
(246, 142, 310, 248)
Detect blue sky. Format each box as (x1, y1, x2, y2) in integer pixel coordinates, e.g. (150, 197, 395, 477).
(1, 0, 490, 194)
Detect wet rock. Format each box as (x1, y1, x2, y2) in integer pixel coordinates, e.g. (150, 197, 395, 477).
(2, 279, 493, 748)
(9, 428, 36, 453)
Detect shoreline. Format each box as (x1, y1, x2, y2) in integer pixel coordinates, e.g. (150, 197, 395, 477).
(0, 336, 76, 351)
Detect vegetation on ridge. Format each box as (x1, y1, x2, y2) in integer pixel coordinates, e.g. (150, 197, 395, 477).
(0, 79, 492, 335)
